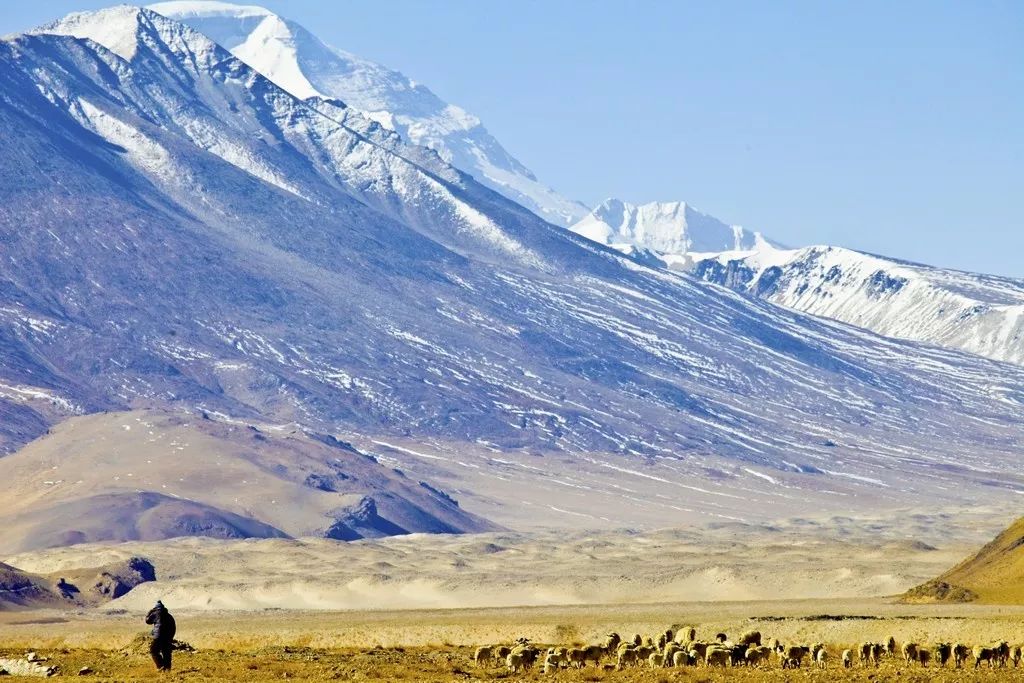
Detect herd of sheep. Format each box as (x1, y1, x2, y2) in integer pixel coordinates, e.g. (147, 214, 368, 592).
(471, 628, 1024, 674)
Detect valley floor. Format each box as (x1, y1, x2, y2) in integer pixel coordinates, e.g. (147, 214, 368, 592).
(5, 599, 1024, 680)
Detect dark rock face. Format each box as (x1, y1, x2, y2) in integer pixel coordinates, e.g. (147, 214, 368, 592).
(91, 557, 157, 599)
(324, 496, 408, 541)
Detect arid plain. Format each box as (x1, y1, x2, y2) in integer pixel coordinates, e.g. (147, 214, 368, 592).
(4, 505, 1024, 680)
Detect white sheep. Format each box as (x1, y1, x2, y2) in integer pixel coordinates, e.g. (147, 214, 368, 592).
(842, 649, 853, 668)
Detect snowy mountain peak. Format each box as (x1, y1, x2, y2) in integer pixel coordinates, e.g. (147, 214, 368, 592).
(35, 4, 224, 67)
(147, 0, 590, 226)
(571, 198, 773, 267)
(33, 5, 150, 60)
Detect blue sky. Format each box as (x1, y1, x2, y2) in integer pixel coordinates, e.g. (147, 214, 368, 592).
(5, 1, 1022, 276)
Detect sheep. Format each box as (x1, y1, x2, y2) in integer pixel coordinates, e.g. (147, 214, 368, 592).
(934, 642, 952, 667)
(512, 645, 539, 669)
(842, 649, 853, 668)
(602, 632, 621, 654)
(495, 645, 511, 659)
(635, 645, 655, 661)
(566, 648, 586, 669)
(918, 648, 931, 667)
(662, 641, 680, 666)
(542, 649, 568, 673)
(811, 643, 825, 661)
(953, 643, 971, 668)
(689, 641, 710, 660)
(902, 642, 919, 666)
(869, 642, 882, 666)
(745, 646, 772, 667)
(673, 650, 689, 667)
(715, 632, 728, 643)
(815, 648, 828, 669)
(648, 652, 663, 669)
(705, 647, 730, 668)
(616, 647, 638, 670)
(657, 634, 667, 650)
(858, 642, 872, 666)
(631, 633, 643, 647)
(664, 629, 674, 643)
(473, 646, 493, 668)
(729, 644, 749, 667)
(974, 646, 995, 669)
(739, 630, 762, 646)
(782, 645, 808, 669)
(995, 641, 1010, 667)
(1013, 645, 1022, 667)
(506, 652, 524, 673)
(582, 645, 604, 667)
(885, 636, 896, 658)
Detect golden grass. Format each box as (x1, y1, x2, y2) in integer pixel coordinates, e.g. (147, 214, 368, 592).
(6, 599, 1024, 680)
(904, 515, 1024, 604)
(4, 642, 1024, 682)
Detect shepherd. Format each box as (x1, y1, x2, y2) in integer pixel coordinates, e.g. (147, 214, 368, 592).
(145, 600, 176, 672)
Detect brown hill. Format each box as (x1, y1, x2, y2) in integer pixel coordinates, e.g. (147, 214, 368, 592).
(902, 515, 1024, 604)
(0, 410, 497, 554)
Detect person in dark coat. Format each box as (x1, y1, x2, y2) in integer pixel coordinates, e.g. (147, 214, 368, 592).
(145, 600, 176, 671)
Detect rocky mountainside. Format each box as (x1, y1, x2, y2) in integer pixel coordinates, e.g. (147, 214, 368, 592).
(144, 2, 1024, 374)
(0, 6, 1021, 537)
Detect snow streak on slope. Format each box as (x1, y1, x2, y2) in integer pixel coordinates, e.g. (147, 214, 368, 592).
(691, 245, 1024, 367)
(147, 0, 590, 227)
(0, 7, 1022, 528)
(571, 198, 775, 268)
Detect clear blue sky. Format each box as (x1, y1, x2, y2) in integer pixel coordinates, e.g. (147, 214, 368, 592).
(4, 1, 1023, 276)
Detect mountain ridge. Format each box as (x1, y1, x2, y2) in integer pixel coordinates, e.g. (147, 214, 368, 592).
(0, 5, 1022, 538)
(691, 244, 1024, 366)
(147, 0, 591, 228)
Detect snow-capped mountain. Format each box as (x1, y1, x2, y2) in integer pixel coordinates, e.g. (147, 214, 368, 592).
(571, 198, 774, 267)
(691, 245, 1024, 367)
(145, 0, 590, 227)
(1, 6, 1023, 533)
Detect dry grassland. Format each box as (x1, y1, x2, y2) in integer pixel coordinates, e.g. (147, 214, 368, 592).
(6, 599, 1024, 680)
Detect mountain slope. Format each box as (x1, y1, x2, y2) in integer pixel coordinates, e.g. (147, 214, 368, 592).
(147, 0, 590, 227)
(146, 1, 1024, 374)
(691, 245, 1024, 367)
(0, 6, 1022, 532)
(903, 515, 1024, 604)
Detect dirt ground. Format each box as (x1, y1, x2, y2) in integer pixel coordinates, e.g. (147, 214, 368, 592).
(6, 598, 1024, 680)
